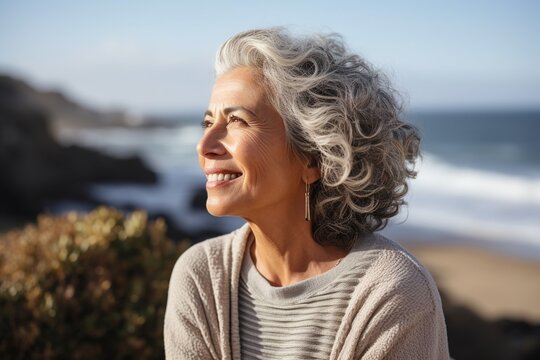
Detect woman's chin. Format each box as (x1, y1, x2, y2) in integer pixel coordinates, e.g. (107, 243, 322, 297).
(205, 195, 246, 216)
(206, 204, 236, 218)
(207, 209, 227, 217)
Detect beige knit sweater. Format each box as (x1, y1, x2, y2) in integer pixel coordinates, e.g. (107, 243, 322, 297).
(164, 223, 450, 359)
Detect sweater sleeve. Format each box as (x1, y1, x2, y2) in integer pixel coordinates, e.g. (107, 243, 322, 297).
(164, 245, 217, 360)
(351, 250, 450, 360)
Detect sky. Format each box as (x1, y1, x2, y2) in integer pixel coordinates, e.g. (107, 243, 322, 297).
(1, 0, 539, 114)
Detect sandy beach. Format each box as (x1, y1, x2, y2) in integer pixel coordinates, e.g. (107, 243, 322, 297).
(405, 243, 540, 322)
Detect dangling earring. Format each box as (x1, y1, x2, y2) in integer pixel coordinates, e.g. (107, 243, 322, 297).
(305, 182, 311, 221)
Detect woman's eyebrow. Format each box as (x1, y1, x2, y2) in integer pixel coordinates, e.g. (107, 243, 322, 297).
(204, 106, 257, 118)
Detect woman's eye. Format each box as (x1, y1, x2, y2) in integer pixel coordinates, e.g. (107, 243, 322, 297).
(201, 120, 213, 128)
(228, 115, 245, 125)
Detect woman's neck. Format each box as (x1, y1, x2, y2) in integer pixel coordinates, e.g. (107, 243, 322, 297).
(246, 218, 348, 287)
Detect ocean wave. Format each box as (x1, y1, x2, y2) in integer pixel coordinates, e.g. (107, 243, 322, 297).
(401, 153, 540, 248)
(414, 153, 540, 206)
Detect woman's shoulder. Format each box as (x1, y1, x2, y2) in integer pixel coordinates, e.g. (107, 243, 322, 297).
(359, 233, 442, 311)
(346, 234, 450, 358)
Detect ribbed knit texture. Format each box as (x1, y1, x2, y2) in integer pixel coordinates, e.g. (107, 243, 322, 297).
(164, 223, 450, 359)
(238, 236, 379, 359)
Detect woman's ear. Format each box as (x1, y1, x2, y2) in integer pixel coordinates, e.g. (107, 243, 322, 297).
(304, 159, 321, 184)
(297, 152, 320, 184)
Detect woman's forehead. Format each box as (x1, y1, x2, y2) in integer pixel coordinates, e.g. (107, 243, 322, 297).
(209, 68, 269, 111)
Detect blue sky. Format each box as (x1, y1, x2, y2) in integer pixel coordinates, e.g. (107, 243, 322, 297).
(1, 0, 539, 114)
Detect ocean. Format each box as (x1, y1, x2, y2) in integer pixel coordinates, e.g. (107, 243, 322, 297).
(54, 110, 540, 260)
(394, 111, 540, 258)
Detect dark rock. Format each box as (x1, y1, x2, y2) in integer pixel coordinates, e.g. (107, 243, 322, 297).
(190, 186, 208, 211)
(0, 81, 157, 219)
(440, 290, 540, 360)
(495, 319, 540, 360)
(0, 74, 136, 133)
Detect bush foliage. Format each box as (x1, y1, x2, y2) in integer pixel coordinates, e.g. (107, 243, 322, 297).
(0, 207, 189, 359)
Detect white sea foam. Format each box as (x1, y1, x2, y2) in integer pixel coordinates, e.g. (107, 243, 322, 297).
(399, 153, 540, 248)
(414, 153, 540, 205)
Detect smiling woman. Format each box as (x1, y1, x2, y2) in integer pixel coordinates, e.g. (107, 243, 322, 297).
(164, 27, 450, 360)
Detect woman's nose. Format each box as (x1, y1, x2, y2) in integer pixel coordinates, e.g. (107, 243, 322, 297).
(196, 126, 227, 158)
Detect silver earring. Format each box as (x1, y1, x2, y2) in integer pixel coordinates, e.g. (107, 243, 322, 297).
(305, 182, 311, 221)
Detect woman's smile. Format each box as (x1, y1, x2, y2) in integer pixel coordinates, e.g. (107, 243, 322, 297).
(205, 170, 243, 188)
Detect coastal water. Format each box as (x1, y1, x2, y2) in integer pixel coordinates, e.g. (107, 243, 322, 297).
(55, 111, 540, 259)
(394, 111, 540, 258)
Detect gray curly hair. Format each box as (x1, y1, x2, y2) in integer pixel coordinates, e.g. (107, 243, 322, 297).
(215, 27, 420, 249)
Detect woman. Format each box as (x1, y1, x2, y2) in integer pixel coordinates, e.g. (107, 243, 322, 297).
(165, 28, 449, 359)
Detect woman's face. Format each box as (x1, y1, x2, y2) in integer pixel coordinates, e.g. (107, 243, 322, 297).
(197, 67, 307, 220)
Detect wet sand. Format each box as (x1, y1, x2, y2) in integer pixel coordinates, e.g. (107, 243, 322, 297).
(405, 243, 540, 322)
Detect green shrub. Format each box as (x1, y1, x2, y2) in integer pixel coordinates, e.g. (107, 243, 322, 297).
(0, 207, 190, 359)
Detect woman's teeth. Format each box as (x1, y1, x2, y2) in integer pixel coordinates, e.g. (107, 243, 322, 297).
(207, 173, 242, 181)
